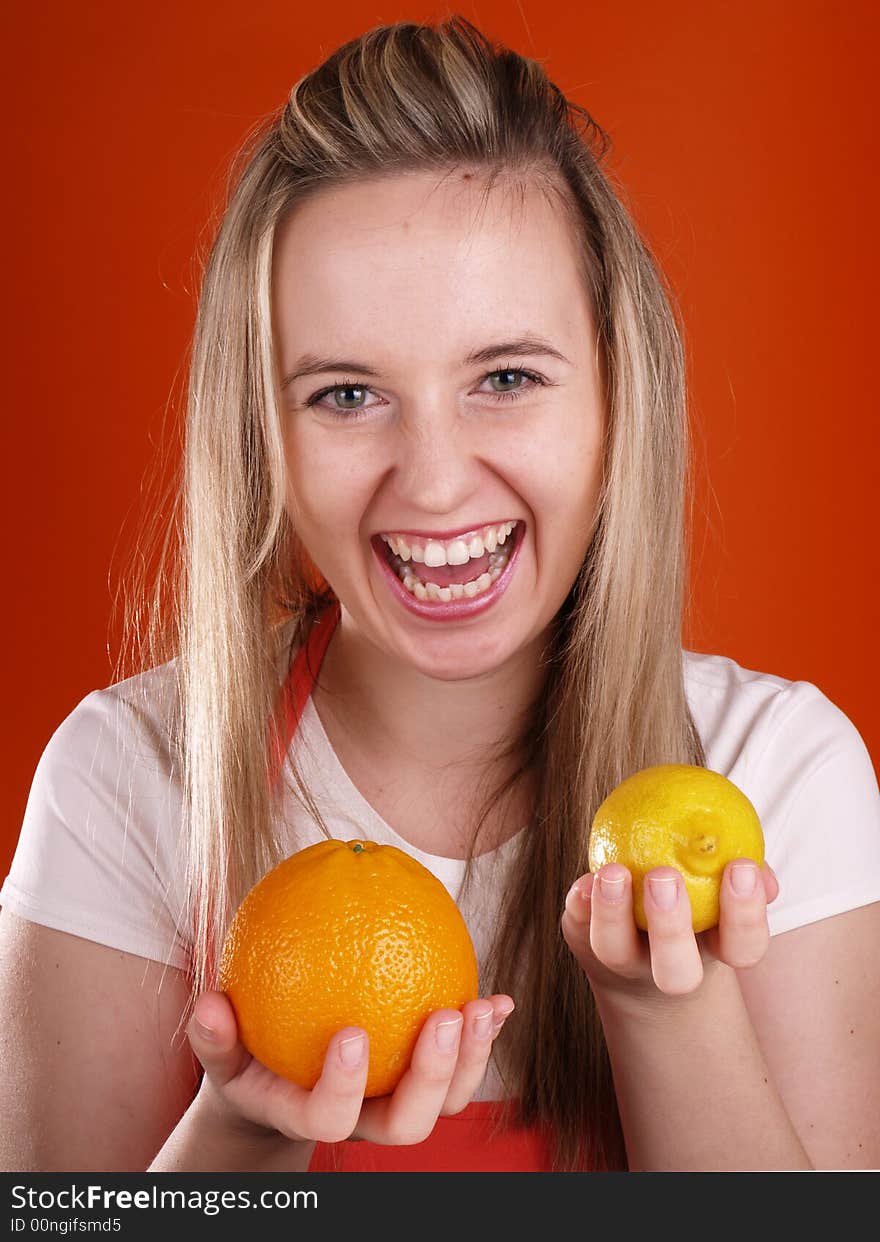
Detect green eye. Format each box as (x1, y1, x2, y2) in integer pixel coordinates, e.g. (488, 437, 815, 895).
(328, 385, 367, 408)
(483, 367, 543, 402)
(488, 370, 524, 391)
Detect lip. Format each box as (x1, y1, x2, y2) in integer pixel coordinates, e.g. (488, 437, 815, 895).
(370, 521, 525, 623)
(375, 520, 519, 543)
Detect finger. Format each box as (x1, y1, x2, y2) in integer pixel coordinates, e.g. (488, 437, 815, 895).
(293, 1026, 371, 1143)
(442, 996, 515, 1115)
(491, 995, 516, 1038)
(191, 992, 369, 1144)
(588, 864, 644, 978)
(717, 859, 771, 969)
(560, 871, 594, 971)
(643, 868, 703, 994)
(188, 990, 306, 1142)
(187, 990, 252, 1086)
(762, 861, 780, 904)
(357, 1008, 464, 1146)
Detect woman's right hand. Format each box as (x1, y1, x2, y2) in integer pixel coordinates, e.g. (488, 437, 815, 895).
(186, 989, 514, 1147)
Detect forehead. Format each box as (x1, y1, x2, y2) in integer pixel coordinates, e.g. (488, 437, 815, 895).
(271, 169, 593, 350)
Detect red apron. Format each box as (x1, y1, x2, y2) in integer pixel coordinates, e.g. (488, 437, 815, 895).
(271, 601, 553, 1171)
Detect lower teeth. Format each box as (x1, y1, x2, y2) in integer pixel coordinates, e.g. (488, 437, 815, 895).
(393, 546, 512, 602)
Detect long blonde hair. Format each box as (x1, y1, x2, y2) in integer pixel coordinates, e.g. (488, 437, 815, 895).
(116, 15, 705, 1171)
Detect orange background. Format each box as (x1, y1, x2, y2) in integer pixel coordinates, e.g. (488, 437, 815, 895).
(2, 0, 877, 872)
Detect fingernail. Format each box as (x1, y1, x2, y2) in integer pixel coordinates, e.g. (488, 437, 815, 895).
(338, 1034, 366, 1067)
(473, 1010, 493, 1040)
(194, 1018, 216, 1042)
(435, 1017, 463, 1053)
(599, 874, 626, 903)
(492, 1009, 514, 1036)
(648, 876, 678, 910)
(730, 863, 758, 896)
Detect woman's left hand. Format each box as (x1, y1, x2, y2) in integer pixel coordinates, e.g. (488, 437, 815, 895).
(560, 859, 779, 1002)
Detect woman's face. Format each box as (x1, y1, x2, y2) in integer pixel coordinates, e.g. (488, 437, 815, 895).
(272, 168, 605, 682)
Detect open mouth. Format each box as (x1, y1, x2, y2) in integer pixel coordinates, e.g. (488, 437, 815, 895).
(381, 520, 518, 601)
(371, 520, 525, 618)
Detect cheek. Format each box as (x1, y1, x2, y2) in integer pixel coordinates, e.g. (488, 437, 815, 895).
(530, 437, 604, 577)
(283, 426, 376, 539)
(283, 427, 332, 534)
(283, 433, 312, 526)
(527, 436, 603, 520)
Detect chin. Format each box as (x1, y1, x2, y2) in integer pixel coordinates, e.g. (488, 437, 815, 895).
(404, 629, 525, 684)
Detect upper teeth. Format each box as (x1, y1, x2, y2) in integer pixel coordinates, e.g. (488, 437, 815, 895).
(381, 520, 517, 566)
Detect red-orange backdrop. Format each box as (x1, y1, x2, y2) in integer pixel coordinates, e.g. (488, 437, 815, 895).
(2, 1, 877, 872)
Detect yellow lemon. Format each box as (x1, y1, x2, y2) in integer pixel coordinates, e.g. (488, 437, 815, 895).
(588, 764, 765, 932)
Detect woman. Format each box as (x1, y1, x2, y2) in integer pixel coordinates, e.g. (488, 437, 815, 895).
(1, 17, 878, 1173)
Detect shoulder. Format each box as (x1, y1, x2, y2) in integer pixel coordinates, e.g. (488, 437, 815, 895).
(44, 614, 297, 784)
(20, 658, 185, 830)
(682, 648, 867, 775)
(683, 649, 880, 934)
(32, 651, 183, 826)
(1, 657, 189, 968)
(50, 659, 181, 773)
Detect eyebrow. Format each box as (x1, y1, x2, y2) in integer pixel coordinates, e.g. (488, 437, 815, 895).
(280, 336, 571, 389)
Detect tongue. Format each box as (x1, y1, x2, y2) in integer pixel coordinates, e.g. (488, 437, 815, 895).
(419, 551, 492, 585)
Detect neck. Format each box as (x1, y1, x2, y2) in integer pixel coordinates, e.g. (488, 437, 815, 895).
(313, 608, 551, 782)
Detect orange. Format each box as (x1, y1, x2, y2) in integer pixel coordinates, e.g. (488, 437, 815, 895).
(588, 764, 765, 932)
(219, 838, 479, 1097)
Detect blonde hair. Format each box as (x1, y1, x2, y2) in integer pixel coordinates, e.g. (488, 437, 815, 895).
(116, 15, 705, 1171)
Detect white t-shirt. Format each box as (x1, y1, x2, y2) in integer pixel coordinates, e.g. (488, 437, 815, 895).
(4, 644, 880, 983)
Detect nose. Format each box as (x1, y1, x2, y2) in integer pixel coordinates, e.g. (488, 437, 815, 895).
(389, 408, 483, 516)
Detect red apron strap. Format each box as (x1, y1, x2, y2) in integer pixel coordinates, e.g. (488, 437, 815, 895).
(268, 601, 341, 787)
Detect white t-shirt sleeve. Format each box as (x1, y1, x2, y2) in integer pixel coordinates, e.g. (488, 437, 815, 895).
(752, 680, 880, 936)
(0, 686, 191, 970)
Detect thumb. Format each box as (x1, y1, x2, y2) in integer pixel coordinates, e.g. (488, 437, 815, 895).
(186, 990, 252, 1087)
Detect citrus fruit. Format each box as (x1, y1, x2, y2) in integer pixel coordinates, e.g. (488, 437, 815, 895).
(218, 838, 479, 1097)
(588, 764, 765, 932)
